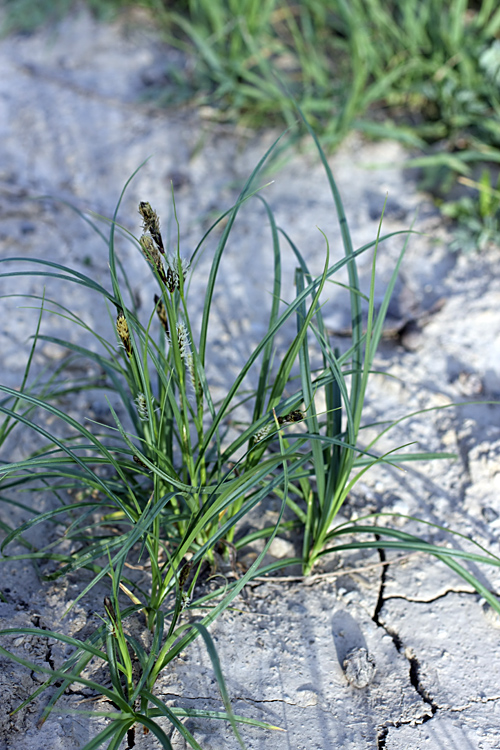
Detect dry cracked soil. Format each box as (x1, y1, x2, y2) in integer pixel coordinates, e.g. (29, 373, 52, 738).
(0, 7, 500, 750)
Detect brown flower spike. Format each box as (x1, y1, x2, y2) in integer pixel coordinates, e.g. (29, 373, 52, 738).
(140, 234, 168, 285)
(164, 255, 190, 294)
(116, 312, 132, 358)
(278, 410, 304, 425)
(139, 201, 164, 254)
(154, 294, 169, 334)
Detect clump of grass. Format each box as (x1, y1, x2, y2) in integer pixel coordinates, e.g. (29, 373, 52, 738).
(1, 0, 129, 34)
(4, 0, 500, 244)
(440, 168, 500, 252)
(0, 134, 300, 745)
(0, 565, 283, 749)
(149, 1, 500, 157)
(1, 122, 499, 747)
(6, 1, 500, 150)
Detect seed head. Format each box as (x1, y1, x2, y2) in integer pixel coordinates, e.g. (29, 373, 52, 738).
(139, 201, 164, 253)
(165, 255, 190, 294)
(140, 233, 160, 265)
(175, 322, 190, 362)
(186, 352, 201, 397)
(154, 294, 169, 334)
(167, 321, 198, 393)
(135, 392, 149, 421)
(140, 234, 167, 285)
(179, 560, 192, 589)
(278, 410, 304, 425)
(104, 596, 116, 624)
(254, 423, 273, 442)
(116, 312, 132, 358)
(254, 410, 304, 442)
(133, 455, 148, 470)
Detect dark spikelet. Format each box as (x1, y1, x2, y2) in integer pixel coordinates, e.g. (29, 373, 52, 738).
(133, 455, 148, 470)
(286, 410, 304, 423)
(154, 294, 169, 334)
(139, 201, 164, 253)
(278, 410, 304, 425)
(165, 264, 177, 294)
(104, 596, 116, 623)
(165, 255, 190, 293)
(179, 561, 193, 589)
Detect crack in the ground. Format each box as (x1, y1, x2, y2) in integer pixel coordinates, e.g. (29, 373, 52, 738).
(383, 587, 479, 604)
(406, 648, 439, 717)
(377, 725, 389, 749)
(372, 547, 439, 747)
(376, 693, 500, 747)
(30, 614, 57, 678)
(161, 691, 301, 708)
(372, 540, 390, 627)
(371, 536, 500, 750)
(371, 548, 500, 747)
(239, 696, 300, 706)
(372, 543, 404, 649)
(437, 694, 500, 712)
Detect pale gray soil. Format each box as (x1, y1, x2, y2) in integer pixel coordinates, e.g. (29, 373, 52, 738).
(1, 7, 500, 750)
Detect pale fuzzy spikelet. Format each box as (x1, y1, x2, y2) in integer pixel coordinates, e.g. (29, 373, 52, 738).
(186, 352, 200, 396)
(175, 322, 190, 362)
(168, 322, 198, 393)
(135, 392, 149, 422)
(253, 423, 273, 442)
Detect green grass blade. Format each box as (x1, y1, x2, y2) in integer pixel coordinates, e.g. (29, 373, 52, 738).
(198, 131, 286, 364)
(190, 622, 246, 749)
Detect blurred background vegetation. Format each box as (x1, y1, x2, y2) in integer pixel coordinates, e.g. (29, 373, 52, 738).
(4, 0, 500, 249)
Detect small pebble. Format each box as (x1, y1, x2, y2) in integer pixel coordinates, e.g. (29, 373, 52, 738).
(482, 506, 499, 523)
(268, 537, 295, 559)
(343, 647, 376, 688)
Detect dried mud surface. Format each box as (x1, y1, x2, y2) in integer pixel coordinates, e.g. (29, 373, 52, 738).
(1, 8, 500, 750)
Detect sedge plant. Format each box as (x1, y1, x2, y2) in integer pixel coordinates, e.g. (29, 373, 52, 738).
(0, 123, 369, 744)
(1, 123, 500, 746)
(0, 132, 312, 745)
(0, 133, 343, 620)
(234, 122, 500, 616)
(0, 547, 286, 749)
